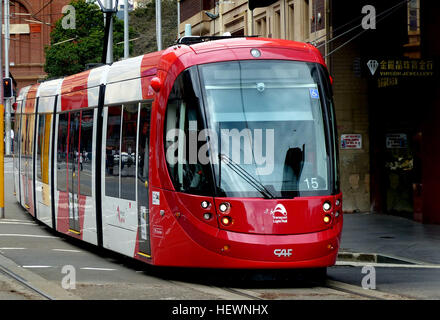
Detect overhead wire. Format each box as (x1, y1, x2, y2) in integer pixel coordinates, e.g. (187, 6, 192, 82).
(312, 0, 411, 49)
(324, 1, 409, 58)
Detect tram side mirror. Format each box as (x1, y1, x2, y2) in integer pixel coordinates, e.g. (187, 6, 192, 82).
(150, 77, 162, 93)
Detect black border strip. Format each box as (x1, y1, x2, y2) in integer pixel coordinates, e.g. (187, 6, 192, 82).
(95, 84, 106, 247)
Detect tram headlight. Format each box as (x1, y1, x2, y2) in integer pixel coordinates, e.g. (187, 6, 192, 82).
(323, 214, 332, 224)
(203, 213, 212, 220)
(335, 199, 341, 206)
(221, 216, 232, 226)
(323, 201, 332, 212)
(201, 201, 210, 209)
(219, 202, 230, 213)
(335, 211, 340, 218)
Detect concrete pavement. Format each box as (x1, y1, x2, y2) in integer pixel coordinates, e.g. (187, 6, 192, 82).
(340, 212, 440, 264)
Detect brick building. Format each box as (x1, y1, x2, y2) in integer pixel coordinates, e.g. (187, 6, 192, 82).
(6, 0, 71, 89)
(178, 0, 440, 224)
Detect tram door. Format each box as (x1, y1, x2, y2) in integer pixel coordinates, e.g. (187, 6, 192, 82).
(137, 103, 152, 256)
(68, 112, 81, 233)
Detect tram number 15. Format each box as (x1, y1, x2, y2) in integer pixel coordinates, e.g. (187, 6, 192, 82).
(304, 178, 319, 190)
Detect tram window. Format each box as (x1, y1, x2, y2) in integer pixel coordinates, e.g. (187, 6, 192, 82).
(68, 112, 80, 197)
(36, 115, 45, 181)
(164, 70, 214, 196)
(41, 114, 52, 185)
(79, 110, 94, 197)
(27, 114, 35, 160)
(20, 114, 27, 175)
(105, 105, 122, 198)
(120, 104, 137, 201)
(14, 112, 21, 168)
(137, 103, 151, 208)
(57, 113, 69, 193)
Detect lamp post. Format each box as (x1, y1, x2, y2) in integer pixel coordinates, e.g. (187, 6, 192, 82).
(156, 0, 162, 51)
(96, 0, 119, 64)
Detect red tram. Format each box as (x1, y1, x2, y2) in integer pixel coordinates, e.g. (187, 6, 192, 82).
(13, 37, 342, 270)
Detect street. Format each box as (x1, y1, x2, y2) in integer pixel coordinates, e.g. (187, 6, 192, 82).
(1, 158, 439, 301)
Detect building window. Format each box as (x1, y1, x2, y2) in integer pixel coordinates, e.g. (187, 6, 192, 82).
(303, 0, 310, 40)
(255, 16, 267, 37)
(288, 1, 295, 40)
(274, 8, 281, 39)
(408, 0, 420, 33)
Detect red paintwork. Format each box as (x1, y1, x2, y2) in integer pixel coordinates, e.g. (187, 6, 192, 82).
(61, 70, 90, 111)
(24, 84, 39, 114)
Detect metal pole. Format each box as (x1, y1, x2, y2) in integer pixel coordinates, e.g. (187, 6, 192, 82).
(156, 0, 162, 51)
(0, 0, 5, 219)
(4, 0, 10, 156)
(124, 0, 129, 59)
(177, 0, 180, 38)
(105, 0, 113, 64)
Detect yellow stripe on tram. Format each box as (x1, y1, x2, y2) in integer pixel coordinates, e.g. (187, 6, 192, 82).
(68, 229, 81, 235)
(137, 252, 151, 258)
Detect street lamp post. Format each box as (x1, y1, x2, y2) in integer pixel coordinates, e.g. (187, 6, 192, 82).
(156, 0, 162, 51)
(96, 0, 119, 64)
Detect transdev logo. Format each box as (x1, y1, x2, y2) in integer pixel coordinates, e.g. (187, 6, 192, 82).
(270, 204, 288, 224)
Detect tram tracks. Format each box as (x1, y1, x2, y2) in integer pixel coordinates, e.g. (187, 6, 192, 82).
(0, 263, 53, 300)
(172, 276, 414, 300)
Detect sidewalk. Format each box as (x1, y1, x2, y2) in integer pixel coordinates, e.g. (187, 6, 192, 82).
(340, 212, 440, 265)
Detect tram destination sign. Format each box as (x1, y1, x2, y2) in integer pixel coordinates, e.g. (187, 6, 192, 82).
(363, 58, 435, 88)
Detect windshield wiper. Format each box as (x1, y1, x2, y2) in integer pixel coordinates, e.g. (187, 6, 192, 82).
(219, 154, 275, 199)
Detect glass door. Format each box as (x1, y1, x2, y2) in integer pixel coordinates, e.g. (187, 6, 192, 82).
(68, 112, 81, 233)
(137, 102, 152, 256)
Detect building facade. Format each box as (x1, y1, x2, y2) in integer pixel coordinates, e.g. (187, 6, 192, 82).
(6, 0, 71, 89)
(178, 0, 440, 224)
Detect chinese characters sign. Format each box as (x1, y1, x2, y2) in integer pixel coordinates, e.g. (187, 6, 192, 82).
(366, 58, 435, 88)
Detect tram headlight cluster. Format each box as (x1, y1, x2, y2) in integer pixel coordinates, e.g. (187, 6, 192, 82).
(219, 202, 230, 213)
(221, 216, 232, 226)
(323, 201, 332, 212)
(201, 200, 210, 209)
(323, 214, 332, 224)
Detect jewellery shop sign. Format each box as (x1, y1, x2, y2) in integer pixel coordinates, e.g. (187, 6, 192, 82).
(365, 58, 435, 88)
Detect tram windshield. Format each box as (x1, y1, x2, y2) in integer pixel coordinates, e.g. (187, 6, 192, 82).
(164, 60, 336, 198)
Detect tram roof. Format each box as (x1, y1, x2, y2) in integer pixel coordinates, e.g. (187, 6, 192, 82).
(16, 37, 326, 111)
